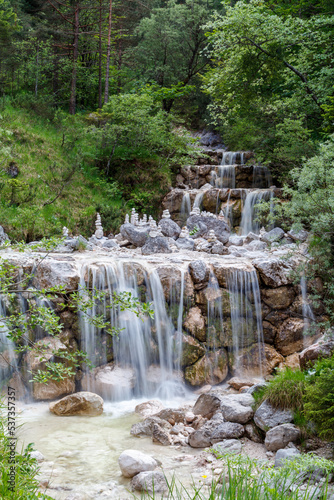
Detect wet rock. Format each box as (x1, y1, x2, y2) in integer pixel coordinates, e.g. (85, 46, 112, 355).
(230, 344, 283, 378)
(254, 400, 293, 431)
(265, 423, 301, 451)
(299, 336, 334, 369)
(220, 394, 254, 424)
(118, 450, 157, 478)
(49, 391, 103, 416)
(175, 238, 195, 251)
(188, 260, 210, 284)
(193, 393, 222, 419)
(152, 423, 172, 445)
(131, 471, 167, 494)
(253, 258, 294, 288)
(276, 318, 319, 356)
(142, 236, 172, 255)
(227, 377, 254, 391)
(262, 321, 277, 344)
(183, 306, 206, 342)
(245, 423, 263, 443)
(82, 363, 136, 399)
(210, 422, 245, 443)
(162, 189, 186, 214)
(261, 227, 285, 243)
(262, 286, 296, 310)
(120, 223, 149, 247)
(227, 236, 243, 247)
(202, 188, 221, 212)
(187, 215, 230, 244)
(212, 439, 242, 455)
(156, 266, 194, 303)
(159, 218, 181, 239)
(184, 349, 228, 387)
(130, 417, 172, 437)
(135, 400, 165, 418)
(275, 448, 301, 468)
(33, 378, 75, 401)
(179, 334, 206, 367)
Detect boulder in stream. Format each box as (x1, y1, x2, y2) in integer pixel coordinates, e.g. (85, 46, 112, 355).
(49, 391, 103, 416)
(119, 450, 158, 478)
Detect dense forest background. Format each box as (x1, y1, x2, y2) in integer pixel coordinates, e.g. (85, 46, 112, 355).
(0, 0, 333, 244)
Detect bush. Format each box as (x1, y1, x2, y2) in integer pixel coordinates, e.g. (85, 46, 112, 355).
(303, 355, 334, 441)
(256, 368, 307, 412)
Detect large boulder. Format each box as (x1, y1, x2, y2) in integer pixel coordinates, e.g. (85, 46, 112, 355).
(142, 236, 172, 255)
(183, 307, 206, 342)
(131, 471, 167, 494)
(254, 400, 293, 431)
(118, 450, 157, 478)
(184, 349, 228, 386)
(120, 223, 150, 247)
(49, 391, 103, 416)
(210, 422, 245, 443)
(264, 423, 300, 451)
(261, 227, 285, 243)
(193, 393, 222, 419)
(220, 394, 254, 424)
(158, 218, 181, 239)
(186, 214, 230, 244)
(175, 238, 195, 251)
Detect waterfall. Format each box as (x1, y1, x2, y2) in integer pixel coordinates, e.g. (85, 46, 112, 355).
(216, 165, 236, 189)
(239, 189, 273, 235)
(180, 192, 191, 225)
(224, 190, 233, 228)
(192, 191, 204, 210)
(300, 275, 315, 335)
(0, 297, 17, 388)
(79, 261, 186, 401)
(206, 272, 224, 379)
(227, 269, 264, 377)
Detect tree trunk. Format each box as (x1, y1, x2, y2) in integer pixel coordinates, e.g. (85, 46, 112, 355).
(104, 0, 113, 105)
(69, 3, 80, 115)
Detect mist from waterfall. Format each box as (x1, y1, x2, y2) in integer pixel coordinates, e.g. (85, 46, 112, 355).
(79, 261, 186, 401)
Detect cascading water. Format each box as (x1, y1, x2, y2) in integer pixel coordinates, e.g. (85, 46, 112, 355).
(227, 269, 264, 377)
(205, 272, 224, 379)
(239, 189, 273, 235)
(216, 165, 236, 189)
(300, 275, 315, 336)
(79, 261, 186, 401)
(192, 191, 204, 210)
(0, 297, 17, 388)
(180, 192, 191, 225)
(253, 165, 273, 189)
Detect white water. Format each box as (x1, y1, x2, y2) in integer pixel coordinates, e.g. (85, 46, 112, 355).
(239, 189, 273, 235)
(180, 191, 191, 224)
(227, 269, 264, 377)
(300, 275, 315, 336)
(79, 261, 186, 401)
(0, 297, 17, 387)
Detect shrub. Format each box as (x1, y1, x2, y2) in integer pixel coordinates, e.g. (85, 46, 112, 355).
(303, 355, 334, 440)
(256, 368, 307, 412)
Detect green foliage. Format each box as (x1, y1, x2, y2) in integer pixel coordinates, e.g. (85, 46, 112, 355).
(256, 368, 307, 412)
(303, 354, 334, 440)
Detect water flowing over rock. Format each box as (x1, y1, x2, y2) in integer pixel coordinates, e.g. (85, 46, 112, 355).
(49, 391, 103, 416)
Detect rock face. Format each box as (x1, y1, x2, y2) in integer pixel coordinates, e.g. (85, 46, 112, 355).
(131, 471, 167, 494)
(264, 423, 300, 451)
(188, 260, 210, 285)
(184, 349, 228, 386)
(254, 400, 293, 431)
(299, 336, 334, 369)
(49, 391, 103, 416)
(119, 450, 158, 478)
(253, 258, 293, 287)
(275, 318, 319, 356)
(120, 223, 149, 247)
(183, 307, 206, 342)
(33, 379, 75, 401)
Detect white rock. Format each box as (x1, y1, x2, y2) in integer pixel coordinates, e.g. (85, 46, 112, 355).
(118, 450, 158, 478)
